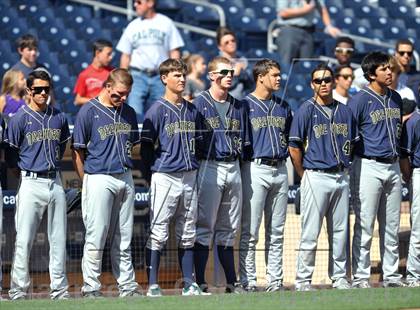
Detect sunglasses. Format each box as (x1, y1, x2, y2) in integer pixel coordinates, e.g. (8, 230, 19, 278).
(312, 76, 333, 85)
(397, 51, 413, 57)
(337, 74, 354, 80)
(31, 86, 50, 94)
(213, 69, 234, 76)
(335, 47, 354, 54)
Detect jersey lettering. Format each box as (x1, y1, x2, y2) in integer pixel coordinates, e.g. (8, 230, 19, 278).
(205, 116, 221, 129)
(164, 120, 196, 137)
(26, 128, 61, 146)
(369, 108, 400, 124)
(313, 124, 328, 138)
(97, 122, 132, 140)
(250, 116, 286, 131)
(331, 123, 348, 137)
(226, 118, 240, 131)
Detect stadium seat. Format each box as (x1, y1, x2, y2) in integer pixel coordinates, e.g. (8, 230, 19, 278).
(181, 3, 220, 30)
(155, 0, 181, 20)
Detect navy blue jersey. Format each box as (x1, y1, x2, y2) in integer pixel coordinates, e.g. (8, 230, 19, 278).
(72, 98, 140, 174)
(289, 99, 358, 169)
(348, 87, 402, 158)
(140, 98, 202, 173)
(5, 105, 70, 172)
(193, 90, 250, 160)
(401, 110, 420, 168)
(243, 94, 292, 160)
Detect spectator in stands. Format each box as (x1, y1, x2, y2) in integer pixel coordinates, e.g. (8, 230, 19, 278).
(276, 0, 341, 65)
(389, 55, 416, 101)
(0, 69, 26, 117)
(73, 39, 113, 106)
(11, 34, 46, 78)
(216, 27, 253, 100)
(183, 54, 207, 101)
(117, 0, 184, 120)
(333, 64, 353, 105)
(334, 36, 355, 67)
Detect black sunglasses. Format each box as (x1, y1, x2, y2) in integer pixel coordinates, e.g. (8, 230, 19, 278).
(31, 86, 50, 94)
(312, 76, 333, 85)
(337, 74, 354, 80)
(213, 69, 234, 76)
(397, 51, 413, 57)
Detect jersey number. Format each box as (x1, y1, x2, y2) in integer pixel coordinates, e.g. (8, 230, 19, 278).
(189, 138, 195, 155)
(342, 140, 351, 156)
(126, 141, 133, 158)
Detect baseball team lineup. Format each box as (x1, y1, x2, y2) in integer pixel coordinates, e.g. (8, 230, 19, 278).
(0, 45, 419, 300)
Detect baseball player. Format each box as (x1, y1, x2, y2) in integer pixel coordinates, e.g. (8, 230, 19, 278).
(140, 59, 204, 297)
(238, 59, 292, 292)
(401, 108, 420, 287)
(5, 70, 70, 300)
(289, 64, 357, 291)
(193, 56, 250, 294)
(349, 51, 405, 288)
(72, 69, 140, 298)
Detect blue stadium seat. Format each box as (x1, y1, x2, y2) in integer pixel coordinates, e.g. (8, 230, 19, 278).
(181, 3, 220, 30)
(156, 0, 181, 20)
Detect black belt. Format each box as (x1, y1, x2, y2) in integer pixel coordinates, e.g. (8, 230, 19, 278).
(253, 158, 284, 167)
(361, 155, 398, 164)
(23, 170, 57, 179)
(214, 155, 238, 162)
(129, 66, 158, 77)
(310, 165, 345, 173)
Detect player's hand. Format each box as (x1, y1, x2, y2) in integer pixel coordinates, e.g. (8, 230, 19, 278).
(325, 25, 342, 37)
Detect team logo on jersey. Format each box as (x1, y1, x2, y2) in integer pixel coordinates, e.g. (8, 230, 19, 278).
(204, 116, 220, 129)
(369, 108, 400, 124)
(26, 128, 61, 145)
(250, 116, 286, 130)
(331, 123, 348, 137)
(97, 122, 131, 140)
(313, 124, 328, 138)
(164, 121, 196, 137)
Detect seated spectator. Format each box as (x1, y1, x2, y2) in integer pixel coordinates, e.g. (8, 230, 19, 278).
(183, 54, 207, 101)
(73, 39, 113, 106)
(333, 36, 355, 67)
(333, 65, 354, 105)
(389, 56, 416, 101)
(11, 34, 47, 78)
(0, 69, 26, 117)
(216, 27, 253, 99)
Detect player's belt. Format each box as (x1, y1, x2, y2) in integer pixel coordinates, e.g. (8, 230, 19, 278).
(22, 170, 57, 179)
(129, 66, 158, 77)
(214, 155, 238, 162)
(310, 165, 345, 173)
(253, 158, 284, 167)
(360, 155, 398, 164)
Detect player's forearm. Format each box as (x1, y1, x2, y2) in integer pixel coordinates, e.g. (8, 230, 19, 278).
(399, 157, 412, 183)
(169, 49, 181, 60)
(72, 149, 85, 180)
(120, 53, 131, 69)
(289, 146, 305, 178)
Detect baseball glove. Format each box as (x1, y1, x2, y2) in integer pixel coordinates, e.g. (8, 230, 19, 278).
(66, 188, 82, 214)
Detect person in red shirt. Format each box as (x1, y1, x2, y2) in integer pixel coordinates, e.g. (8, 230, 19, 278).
(74, 39, 113, 106)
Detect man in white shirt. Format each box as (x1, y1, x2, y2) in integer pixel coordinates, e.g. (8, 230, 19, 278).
(333, 64, 354, 105)
(117, 0, 184, 120)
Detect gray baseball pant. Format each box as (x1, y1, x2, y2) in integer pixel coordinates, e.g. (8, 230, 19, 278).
(147, 170, 198, 251)
(9, 173, 68, 300)
(239, 161, 288, 288)
(195, 160, 242, 247)
(81, 171, 138, 295)
(351, 156, 402, 284)
(407, 167, 420, 282)
(296, 170, 349, 285)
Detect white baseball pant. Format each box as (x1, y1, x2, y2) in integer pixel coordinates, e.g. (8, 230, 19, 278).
(296, 170, 349, 285)
(195, 160, 242, 247)
(239, 161, 288, 288)
(9, 173, 68, 300)
(407, 167, 420, 282)
(81, 171, 138, 296)
(351, 156, 402, 284)
(147, 170, 198, 251)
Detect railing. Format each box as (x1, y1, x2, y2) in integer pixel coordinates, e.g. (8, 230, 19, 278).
(267, 19, 420, 71)
(68, 0, 223, 38)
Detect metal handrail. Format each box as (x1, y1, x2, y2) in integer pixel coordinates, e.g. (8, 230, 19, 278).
(68, 0, 219, 38)
(267, 19, 420, 71)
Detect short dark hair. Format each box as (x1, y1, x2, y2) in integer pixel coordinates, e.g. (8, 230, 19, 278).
(395, 39, 414, 51)
(16, 34, 38, 50)
(334, 64, 353, 77)
(311, 63, 334, 80)
(361, 51, 391, 82)
(92, 39, 113, 57)
(27, 70, 51, 89)
(335, 36, 354, 48)
(216, 26, 236, 46)
(159, 58, 187, 77)
(402, 98, 416, 116)
(252, 58, 281, 82)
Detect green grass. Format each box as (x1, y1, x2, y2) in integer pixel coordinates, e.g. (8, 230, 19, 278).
(2, 288, 420, 310)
